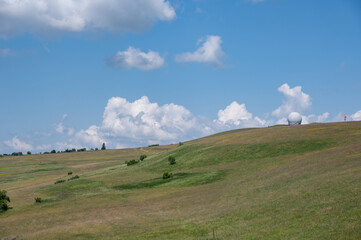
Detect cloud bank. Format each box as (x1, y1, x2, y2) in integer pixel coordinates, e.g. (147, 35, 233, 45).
(2, 83, 343, 152)
(351, 110, 361, 121)
(108, 47, 164, 71)
(75, 96, 208, 148)
(0, 0, 175, 38)
(4, 136, 32, 151)
(175, 35, 224, 67)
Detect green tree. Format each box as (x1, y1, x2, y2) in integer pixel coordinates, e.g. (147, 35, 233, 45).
(140, 154, 147, 161)
(101, 143, 106, 150)
(27, 151, 31, 155)
(0, 190, 11, 213)
(168, 156, 176, 165)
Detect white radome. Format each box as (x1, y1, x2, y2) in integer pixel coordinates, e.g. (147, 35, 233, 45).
(287, 112, 302, 125)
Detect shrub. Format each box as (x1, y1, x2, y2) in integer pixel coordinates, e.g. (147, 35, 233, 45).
(68, 171, 73, 175)
(162, 172, 173, 179)
(148, 144, 159, 147)
(68, 175, 79, 181)
(27, 151, 31, 155)
(95, 148, 99, 151)
(179, 142, 183, 146)
(50, 149, 56, 154)
(77, 148, 86, 152)
(54, 179, 66, 184)
(168, 156, 176, 165)
(68, 175, 80, 181)
(0, 190, 11, 212)
(126, 160, 139, 166)
(140, 154, 147, 161)
(34, 197, 42, 203)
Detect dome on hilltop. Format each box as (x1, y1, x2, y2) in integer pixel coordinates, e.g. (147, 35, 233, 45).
(287, 112, 302, 125)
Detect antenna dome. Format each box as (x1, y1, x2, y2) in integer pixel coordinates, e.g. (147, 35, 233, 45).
(287, 112, 302, 125)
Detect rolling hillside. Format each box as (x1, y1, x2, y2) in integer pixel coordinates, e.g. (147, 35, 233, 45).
(0, 121, 360, 239)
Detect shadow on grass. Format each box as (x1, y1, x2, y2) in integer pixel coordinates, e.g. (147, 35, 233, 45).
(113, 171, 226, 190)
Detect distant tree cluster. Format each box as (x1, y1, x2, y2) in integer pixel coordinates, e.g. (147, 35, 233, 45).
(0, 143, 106, 157)
(148, 144, 159, 147)
(11, 152, 23, 156)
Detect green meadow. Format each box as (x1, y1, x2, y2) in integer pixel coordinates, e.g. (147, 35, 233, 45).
(0, 122, 360, 239)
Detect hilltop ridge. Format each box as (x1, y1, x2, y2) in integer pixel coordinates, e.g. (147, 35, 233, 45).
(0, 121, 360, 239)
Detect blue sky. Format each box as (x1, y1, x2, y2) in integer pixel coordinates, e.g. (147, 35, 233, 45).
(0, 0, 360, 153)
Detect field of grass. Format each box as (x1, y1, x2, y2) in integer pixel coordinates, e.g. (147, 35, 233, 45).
(0, 122, 360, 239)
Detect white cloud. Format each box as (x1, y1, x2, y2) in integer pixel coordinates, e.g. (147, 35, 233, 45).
(56, 114, 74, 136)
(217, 101, 252, 125)
(76, 125, 105, 146)
(215, 101, 267, 128)
(302, 112, 329, 124)
(56, 123, 65, 134)
(351, 110, 361, 121)
(272, 83, 311, 118)
(54, 142, 82, 151)
(175, 35, 224, 67)
(108, 47, 164, 71)
(0, 0, 175, 38)
(67, 128, 75, 136)
(74, 96, 207, 148)
(101, 96, 200, 141)
(4, 136, 32, 151)
(36, 144, 52, 151)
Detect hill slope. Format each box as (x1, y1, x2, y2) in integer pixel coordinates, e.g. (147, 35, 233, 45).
(0, 122, 360, 239)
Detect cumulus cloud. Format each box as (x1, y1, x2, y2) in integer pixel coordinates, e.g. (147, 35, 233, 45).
(272, 83, 311, 118)
(4, 136, 32, 151)
(101, 96, 201, 141)
(76, 125, 105, 146)
(215, 101, 267, 128)
(302, 112, 329, 124)
(56, 114, 74, 136)
(0, 0, 176, 38)
(175, 35, 224, 67)
(351, 110, 361, 121)
(108, 47, 164, 71)
(74, 96, 208, 148)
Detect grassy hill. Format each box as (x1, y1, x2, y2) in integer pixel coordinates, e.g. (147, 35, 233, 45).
(0, 122, 360, 239)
